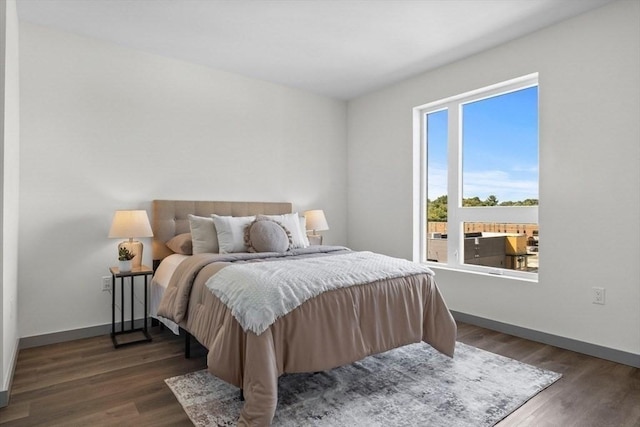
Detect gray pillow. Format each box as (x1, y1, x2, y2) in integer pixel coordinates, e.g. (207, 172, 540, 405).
(245, 219, 292, 253)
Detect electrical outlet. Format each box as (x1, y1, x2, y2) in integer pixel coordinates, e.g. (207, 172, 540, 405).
(592, 287, 605, 305)
(102, 276, 112, 292)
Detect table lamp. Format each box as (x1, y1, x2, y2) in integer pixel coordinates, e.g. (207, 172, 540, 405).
(108, 210, 153, 268)
(304, 209, 329, 245)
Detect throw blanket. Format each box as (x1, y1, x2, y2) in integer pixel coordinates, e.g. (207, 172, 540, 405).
(206, 251, 434, 335)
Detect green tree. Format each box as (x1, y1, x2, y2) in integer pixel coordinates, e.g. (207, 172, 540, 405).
(499, 198, 538, 206)
(429, 195, 537, 222)
(427, 195, 448, 221)
(485, 195, 499, 206)
(463, 196, 483, 207)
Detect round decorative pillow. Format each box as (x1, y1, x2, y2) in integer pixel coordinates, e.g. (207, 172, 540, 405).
(244, 219, 292, 253)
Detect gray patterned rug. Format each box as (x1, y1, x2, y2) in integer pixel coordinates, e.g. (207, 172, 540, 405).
(165, 341, 561, 426)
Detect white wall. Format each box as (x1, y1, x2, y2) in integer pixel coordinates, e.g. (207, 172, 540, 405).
(1, 0, 19, 400)
(19, 23, 347, 338)
(348, 0, 639, 354)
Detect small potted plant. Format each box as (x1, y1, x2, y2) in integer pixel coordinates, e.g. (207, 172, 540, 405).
(118, 246, 135, 272)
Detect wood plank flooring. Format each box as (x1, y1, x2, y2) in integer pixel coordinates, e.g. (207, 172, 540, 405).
(1, 322, 638, 426)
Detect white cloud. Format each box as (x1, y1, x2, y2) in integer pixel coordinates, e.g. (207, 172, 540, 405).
(427, 166, 447, 199)
(463, 170, 537, 201)
(427, 167, 538, 202)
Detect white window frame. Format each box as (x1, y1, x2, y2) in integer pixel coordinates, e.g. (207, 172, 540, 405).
(413, 73, 539, 281)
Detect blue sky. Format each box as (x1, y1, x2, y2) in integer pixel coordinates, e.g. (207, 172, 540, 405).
(427, 86, 538, 203)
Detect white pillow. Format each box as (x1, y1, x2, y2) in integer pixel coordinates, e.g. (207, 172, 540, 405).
(298, 215, 310, 247)
(211, 214, 256, 253)
(188, 214, 219, 254)
(259, 212, 309, 249)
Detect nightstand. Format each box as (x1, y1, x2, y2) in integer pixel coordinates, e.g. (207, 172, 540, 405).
(109, 265, 154, 348)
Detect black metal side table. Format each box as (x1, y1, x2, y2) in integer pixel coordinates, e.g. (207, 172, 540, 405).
(109, 265, 154, 348)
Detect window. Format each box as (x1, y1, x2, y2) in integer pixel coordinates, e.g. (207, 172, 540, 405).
(415, 74, 539, 280)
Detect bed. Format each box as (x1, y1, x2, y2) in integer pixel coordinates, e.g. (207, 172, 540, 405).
(151, 200, 457, 426)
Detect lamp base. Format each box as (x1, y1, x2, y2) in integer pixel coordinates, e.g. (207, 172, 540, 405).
(118, 240, 143, 268)
(307, 234, 323, 246)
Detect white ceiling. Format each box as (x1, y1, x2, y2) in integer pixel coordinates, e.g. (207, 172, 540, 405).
(17, 0, 616, 100)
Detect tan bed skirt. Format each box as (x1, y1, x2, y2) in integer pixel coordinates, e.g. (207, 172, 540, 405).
(159, 254, 456, 426)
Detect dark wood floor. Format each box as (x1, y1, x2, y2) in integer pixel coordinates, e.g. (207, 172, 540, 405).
(1, 322, 638, 426)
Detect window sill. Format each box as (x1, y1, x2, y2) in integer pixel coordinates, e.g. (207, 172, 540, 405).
(424, 262, 539, 283)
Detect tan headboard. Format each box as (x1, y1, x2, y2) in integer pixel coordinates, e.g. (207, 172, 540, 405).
(151, 200, 293, 263)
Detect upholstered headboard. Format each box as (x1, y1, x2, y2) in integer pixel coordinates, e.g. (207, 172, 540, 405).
(152, 200, 293, 263)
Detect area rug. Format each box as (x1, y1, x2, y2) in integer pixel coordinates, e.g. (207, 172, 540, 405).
(165, 341, 561, 427)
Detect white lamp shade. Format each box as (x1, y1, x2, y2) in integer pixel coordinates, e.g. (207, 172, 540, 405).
(108, 210, 153, 239)
(304, 209, 329, 232)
